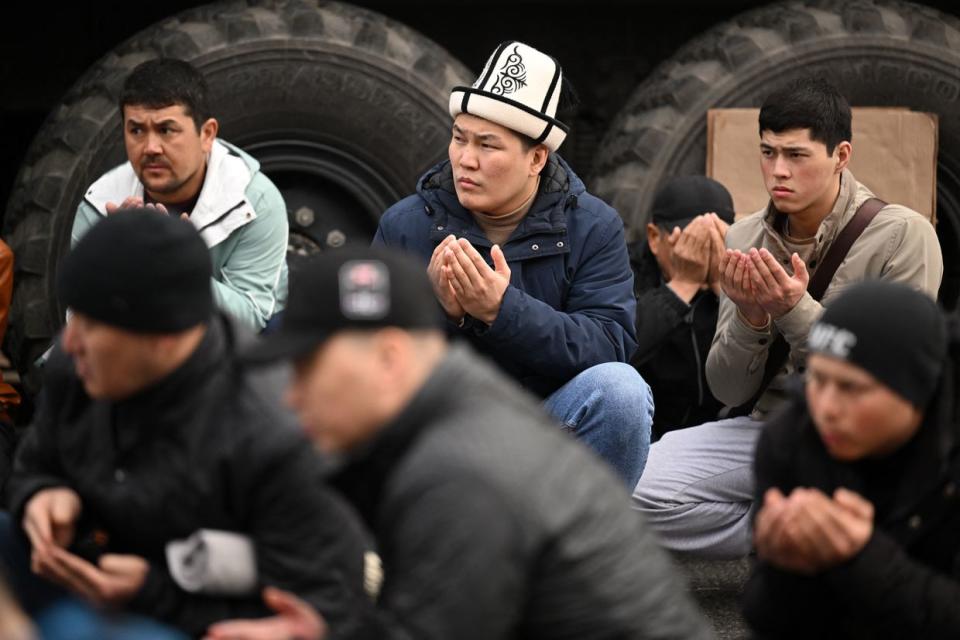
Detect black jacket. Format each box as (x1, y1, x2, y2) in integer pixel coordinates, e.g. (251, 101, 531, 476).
(630, 246, 722, 435)
(330, 344, 714, 640)
(4, 317, 370, 638)
(743, 382, 960, 639)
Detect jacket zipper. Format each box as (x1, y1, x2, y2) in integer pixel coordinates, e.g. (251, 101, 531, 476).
(688, 295, 705, 407)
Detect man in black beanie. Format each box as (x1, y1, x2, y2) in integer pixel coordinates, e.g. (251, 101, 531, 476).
(743, 280, 960, 638)
(630, 175, 733, 436)
(0, 210, 370, 637)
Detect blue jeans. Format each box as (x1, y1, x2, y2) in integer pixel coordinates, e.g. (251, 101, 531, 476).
(36, 600, 188, 640)
(543, 363, 653, 488)
(0, 510, 65, 614)
(0, 511, 186, 640)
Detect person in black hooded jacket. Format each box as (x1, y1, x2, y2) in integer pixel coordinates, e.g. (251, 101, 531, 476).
(630, 176, 734, 437)
(743, 280, 960, 639)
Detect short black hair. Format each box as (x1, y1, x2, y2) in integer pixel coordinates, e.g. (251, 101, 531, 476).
(119, 58, 211, 131)
(758, 77, 852, 155)
(517, 131, 539, 151)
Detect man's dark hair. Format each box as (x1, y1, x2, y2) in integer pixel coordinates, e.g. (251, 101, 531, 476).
(517, 131, 540, 151)
(758, 77, 852, 155)
(119, 58, 211, 131)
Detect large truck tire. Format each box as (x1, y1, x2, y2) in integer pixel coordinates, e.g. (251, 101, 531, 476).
(2, 0, 470, 388)
(591, 0, 960, 309)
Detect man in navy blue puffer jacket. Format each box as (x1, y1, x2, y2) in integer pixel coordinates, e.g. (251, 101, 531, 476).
(373, 41, 651, 486)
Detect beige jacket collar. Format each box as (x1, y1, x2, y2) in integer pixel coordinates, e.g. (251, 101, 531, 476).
(759, 169, 869, 267)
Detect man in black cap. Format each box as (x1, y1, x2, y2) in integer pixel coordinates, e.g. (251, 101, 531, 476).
(0, 210, 369, 637)
(743, 280, 960, 638)
(207, 246, 714, 640)
(631, 176, 733, 436)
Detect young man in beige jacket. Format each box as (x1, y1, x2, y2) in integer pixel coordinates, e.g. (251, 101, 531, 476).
(632, 77, 943, 558)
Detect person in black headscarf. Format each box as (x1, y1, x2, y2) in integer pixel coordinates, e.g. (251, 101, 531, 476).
(630, 176, 734, 437)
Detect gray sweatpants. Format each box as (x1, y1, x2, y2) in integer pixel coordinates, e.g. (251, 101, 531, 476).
(631, 416, 763, 559)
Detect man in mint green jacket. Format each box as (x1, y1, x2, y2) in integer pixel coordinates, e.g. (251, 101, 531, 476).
(71, 58, 287, 331)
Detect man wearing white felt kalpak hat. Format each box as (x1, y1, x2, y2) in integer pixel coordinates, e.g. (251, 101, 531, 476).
(374, 41, 652, 487)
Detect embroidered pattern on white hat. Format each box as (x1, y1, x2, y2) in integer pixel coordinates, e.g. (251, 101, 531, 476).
(491, 46, 527, 96)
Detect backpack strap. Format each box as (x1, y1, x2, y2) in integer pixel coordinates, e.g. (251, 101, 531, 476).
(807, 198, 887, 300)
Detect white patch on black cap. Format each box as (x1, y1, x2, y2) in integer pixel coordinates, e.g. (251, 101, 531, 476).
(339, 260, 389, 320)
(809, 322, 857, 359)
